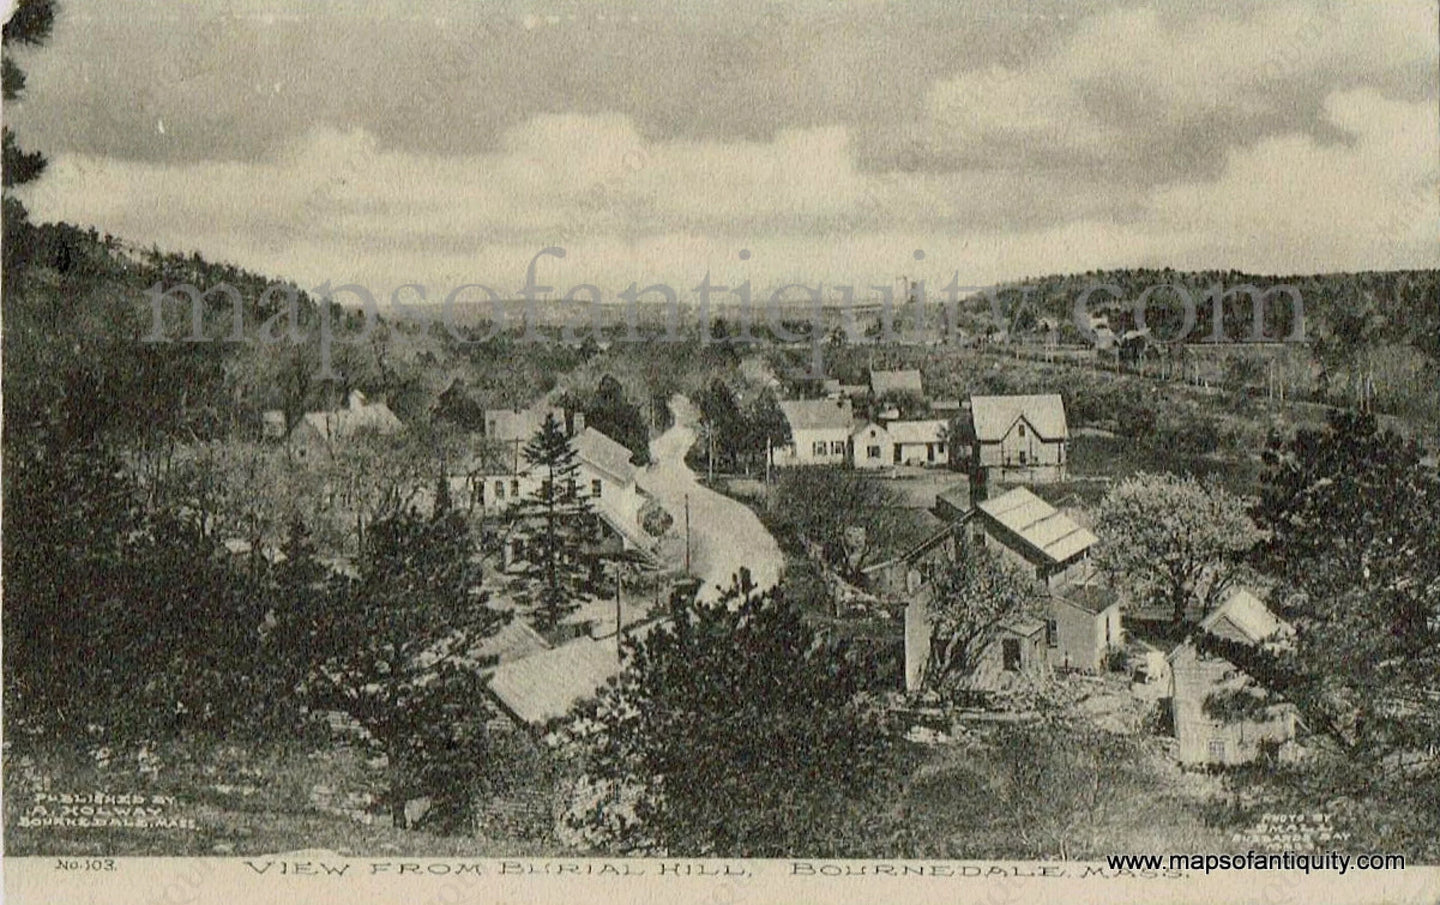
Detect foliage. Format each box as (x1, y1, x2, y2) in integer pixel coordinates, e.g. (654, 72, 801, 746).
(1095, 471, 1265, 623)
(991, 714, 1152, 859)
(2, 0, 52, 187)
(509, 413, 598, 628)
(770, 466, 911, 582)
(924, 543, 1041, 690)
(300, 506, 507, 828)
(565, 580, 893, 856)
(585, 373, 652, 466)
(1228, 411, 1440, 768)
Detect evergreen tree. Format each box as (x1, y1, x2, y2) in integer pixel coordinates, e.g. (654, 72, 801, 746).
(304, 507, 505, 828)
(2, 0, 55, 278)
(587, 374, 651, 466)
(1222, 411, 1440, 766)
(566, 580, 893, 855)
(510, 412, 597, 629)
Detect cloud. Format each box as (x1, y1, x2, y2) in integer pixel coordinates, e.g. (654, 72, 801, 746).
(11, 1, 1438, 293)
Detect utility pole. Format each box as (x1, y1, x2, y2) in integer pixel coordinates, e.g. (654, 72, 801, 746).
(615, 566, 623, 663)
(684, 493, 691, 576)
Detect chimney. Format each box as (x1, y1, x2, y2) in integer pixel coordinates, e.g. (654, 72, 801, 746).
(571, 411, 585, 435)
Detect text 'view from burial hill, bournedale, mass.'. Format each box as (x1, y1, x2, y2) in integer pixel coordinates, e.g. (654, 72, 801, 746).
(1, 2, 1437, 904)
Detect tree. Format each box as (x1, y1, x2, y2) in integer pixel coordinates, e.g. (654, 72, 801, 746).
(1095, 472, 1265, 624)
(694, 377, 742, 477)
(565, 580, 892, 855)
(771, 466, 911, 583)
(924, 543, 1040, 690)
(2, 367, 291, 744)
(992, 712, 1149, 859)
(743, 387, 790, 477)
(303, 507, 506, 828)
(2, 0, 55, 277)
(1223, 411, 1440, 768)
(586, 374, 651, 466)
(509, 412, 597, 628)
(2, 0, 53, 188)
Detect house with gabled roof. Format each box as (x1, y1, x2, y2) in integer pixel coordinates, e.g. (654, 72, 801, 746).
(776, 398, 854, 466)
(967, 393, 1069, 484)
(1168, 588, 1297, 766)
(849, 420, 893, 470)
(966, 486, 1096, 589)
(887, 419, 950, 467)
(288, 390, 403, 460)
(485, 636, 622, 728)
(466, 419, 659, 564)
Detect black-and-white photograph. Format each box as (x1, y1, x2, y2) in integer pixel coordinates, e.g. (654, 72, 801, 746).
(1, 1, 1437, 902)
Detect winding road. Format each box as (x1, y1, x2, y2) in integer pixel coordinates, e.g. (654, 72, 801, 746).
(639, 395, 784, 603)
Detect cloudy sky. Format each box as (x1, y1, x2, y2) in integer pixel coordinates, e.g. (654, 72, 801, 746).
(7, 0, 1439, 300)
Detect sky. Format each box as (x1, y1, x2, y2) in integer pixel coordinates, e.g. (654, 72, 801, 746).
(6, 0, 1439, 301)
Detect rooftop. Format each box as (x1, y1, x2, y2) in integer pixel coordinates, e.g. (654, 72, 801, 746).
(970, 394, 1068, 442)
(486, 636, 622, 726)
(779, 397, 854, 432)
(887, 419, 949, 445)
(1054, 581, 1118, 615)
(1200, 587, 1290, 646)
(977, 486, 1096, 565)
(574, 426, 638, 484)
(297, 400, 403, 443)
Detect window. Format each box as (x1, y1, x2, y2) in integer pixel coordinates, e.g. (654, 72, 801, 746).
(1019, 450, 1028, 465)
(937, 443, 946, 455)
(1018, 423, 1026, 438)
(567, 478, 577, 496)
(831, 440, 846, 455)
(868, 445, 881, 459)
(592, 479, 603, 497)
(1002, 638, 1022, 672)
(495, 481, 505, 500)
(813, 441, 827, 457)
(1046, 619, 1058, 648)
(1208, 738, 1226, 762)
(511, 479, 520, 497)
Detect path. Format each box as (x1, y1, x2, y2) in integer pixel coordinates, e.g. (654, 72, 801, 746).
(639, 395, 784, 603)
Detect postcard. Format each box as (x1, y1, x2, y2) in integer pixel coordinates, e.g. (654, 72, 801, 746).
(2, 1, 1437, 903)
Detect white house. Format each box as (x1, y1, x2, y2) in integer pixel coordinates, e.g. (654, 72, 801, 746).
(849, 421, 893, 470)
(886, 419, 950, 467)
(465, 423, 655, 556)
(1169, 588, 1297, 766)
(967, 486, 1096, 589)
(776, 398, 855, 466)
(967, 394, 1069, 484)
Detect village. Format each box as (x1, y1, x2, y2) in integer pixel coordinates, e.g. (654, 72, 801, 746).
(3, 0, 1436, 874)
(207, 345, 1326, 836)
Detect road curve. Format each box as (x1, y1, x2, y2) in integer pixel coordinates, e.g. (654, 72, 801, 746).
(639, 395, 783, 603)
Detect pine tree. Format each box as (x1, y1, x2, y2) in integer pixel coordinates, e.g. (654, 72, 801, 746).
(510, 412, 597, 629)
(305, 507, 505, 828)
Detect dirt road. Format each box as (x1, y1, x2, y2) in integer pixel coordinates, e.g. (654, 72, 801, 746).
(640, 395, 783, 603)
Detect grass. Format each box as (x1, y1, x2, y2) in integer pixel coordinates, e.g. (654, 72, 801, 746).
(1069, 435, 1262, 496)
(4, 737, 560, 858)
